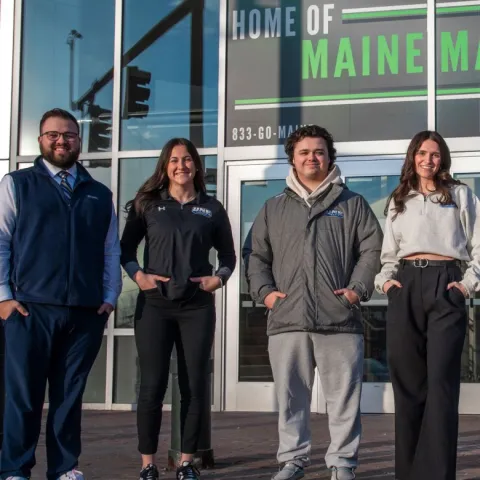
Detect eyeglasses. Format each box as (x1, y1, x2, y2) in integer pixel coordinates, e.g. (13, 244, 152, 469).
(40, 131, 79, 142)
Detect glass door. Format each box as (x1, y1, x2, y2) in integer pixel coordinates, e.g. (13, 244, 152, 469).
(224, 158, 404, 413)
(450, 156, 480, 414)
(224, 161, 325, 411)
(340, 159, 402, 413)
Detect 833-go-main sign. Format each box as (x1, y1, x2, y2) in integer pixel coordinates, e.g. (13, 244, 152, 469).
(225, 0, 480, 147)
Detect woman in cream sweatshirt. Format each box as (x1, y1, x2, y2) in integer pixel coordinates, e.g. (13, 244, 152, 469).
(375, 130, 480, 480)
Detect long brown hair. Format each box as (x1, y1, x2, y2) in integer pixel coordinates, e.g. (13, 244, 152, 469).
(126, 138, 206, 215)
(385, 130, 462, 217)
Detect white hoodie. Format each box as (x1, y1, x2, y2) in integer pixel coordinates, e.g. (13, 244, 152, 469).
(286, 164, 343, 207)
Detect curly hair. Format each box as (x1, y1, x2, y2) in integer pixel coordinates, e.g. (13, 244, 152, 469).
(385, 130, 462, 217)
(284, 125, 337, 166)
(126, 137, 206, 215)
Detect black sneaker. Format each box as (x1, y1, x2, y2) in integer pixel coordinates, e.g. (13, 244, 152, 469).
(176, 461, 200, 480)
(139, 463, 159, 480)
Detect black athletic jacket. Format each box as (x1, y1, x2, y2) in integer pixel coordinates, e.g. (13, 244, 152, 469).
(120, 189, 236, 302)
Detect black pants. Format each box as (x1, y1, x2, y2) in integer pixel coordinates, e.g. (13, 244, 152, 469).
(0, 303, 106, 480)
(386, 262, 467, 480)
(135, 291, 215, 455)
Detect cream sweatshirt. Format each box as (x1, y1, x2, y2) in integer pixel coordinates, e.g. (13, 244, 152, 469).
(374, 184, 480, 296)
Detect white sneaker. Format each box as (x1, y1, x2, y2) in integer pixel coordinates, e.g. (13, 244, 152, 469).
(57, 470, 84, 480)
(5, 477, 29, 480)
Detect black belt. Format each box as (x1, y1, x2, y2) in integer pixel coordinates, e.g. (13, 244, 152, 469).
(400, 258, 461, 268)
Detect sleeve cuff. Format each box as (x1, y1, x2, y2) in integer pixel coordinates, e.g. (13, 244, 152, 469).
(103, 291, 119, 307)
(347, 282, 367, 302)
(124, 261, 142, 280)
(0, 285, 13, 303)
(460, 279, 475, 297)
(258, 285, 277, 304)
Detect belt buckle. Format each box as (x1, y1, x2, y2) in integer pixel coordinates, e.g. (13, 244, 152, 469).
(414, 258, 428, 268)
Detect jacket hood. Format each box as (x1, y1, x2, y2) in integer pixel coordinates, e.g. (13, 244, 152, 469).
(286, 164, 343, 207)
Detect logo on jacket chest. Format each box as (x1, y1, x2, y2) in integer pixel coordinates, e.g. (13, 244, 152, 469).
(191, 207, 212, 218)
(323, 209, 344, 218)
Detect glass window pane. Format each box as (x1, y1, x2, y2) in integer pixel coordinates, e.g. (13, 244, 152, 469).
(226, 0, 428, 147)
(19, 0, 115, 155)
(120, 0, 219, 150)
(113, 336, 172, 404)
(116, 156, 217, 328)
(239, 179, 286, 382)
(362, 305, 389, 382)
(436, 2, 480, 138)
(0, 161, 8, 181)
(453, 173, 480, 382)
(345, 175, 400, 383)
(345, 175, 400, 231)
(84, 337, 107, 403)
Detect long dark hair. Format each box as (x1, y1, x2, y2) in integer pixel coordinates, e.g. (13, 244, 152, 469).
(126, 138, 206, 215)
(385, 130, 462, 217)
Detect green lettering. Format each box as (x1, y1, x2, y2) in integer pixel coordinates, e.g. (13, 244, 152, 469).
(475, 40, 480, 70)
(334, 37, 356, 78)
(441, 31, 469, 72)
(302, 39, 328, 79)
(362, 36, 371, 76)
(378, 35, 399, 75)
(406, 33, 424, 74)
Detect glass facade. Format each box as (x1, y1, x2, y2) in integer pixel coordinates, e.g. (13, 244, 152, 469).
(1, 0, 478, 411)
(120, 0, 220, 150)
(19, 0, 115, 155)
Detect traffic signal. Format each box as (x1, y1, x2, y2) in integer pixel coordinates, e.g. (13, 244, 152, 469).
(123, 66, 151, 119)
(88, 104, 112, 152)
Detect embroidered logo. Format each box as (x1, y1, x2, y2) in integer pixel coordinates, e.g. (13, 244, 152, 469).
(324, 209, 344, 218)
(192, 207, 212, 218)
(158, 206, 166, 212)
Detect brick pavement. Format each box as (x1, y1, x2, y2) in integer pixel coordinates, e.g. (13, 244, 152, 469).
(30, 412, 480, 479)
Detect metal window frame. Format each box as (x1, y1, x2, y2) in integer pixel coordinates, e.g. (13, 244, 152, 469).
(7, 0, 480, 411)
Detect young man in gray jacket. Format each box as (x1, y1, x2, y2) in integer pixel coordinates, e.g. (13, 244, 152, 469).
(244, 125, 383, 480)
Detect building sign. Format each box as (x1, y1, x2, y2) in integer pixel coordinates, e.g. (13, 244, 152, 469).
(226, 0, 480, 147)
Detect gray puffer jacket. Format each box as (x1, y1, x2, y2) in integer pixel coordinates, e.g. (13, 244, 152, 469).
(244, 171, 383, 336)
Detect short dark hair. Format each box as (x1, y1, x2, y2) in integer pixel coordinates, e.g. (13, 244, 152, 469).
(284, 125, 337, 166)
(39, 108, 79, 135)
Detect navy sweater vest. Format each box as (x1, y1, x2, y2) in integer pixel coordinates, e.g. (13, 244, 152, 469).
(9, 157, 112, 307)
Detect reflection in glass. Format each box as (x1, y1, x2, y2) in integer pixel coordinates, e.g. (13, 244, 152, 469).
(454, 173, 480, 382)
(0, 161, 8, 181)
(120, 0, 219, 150)
(113, 336, 172, 404)
(116, 156, 217, 328)
(239, 179, 286, 382)
(361, 306, 389, 382)
(436, 5, 480, 138)
(346, 175, 400, 382)
(19, 0, 114, 155)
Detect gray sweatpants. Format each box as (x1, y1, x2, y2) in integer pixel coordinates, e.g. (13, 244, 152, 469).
(268, 331, 364, 469)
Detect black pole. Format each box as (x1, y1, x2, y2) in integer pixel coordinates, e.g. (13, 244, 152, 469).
(168, 347, 214, 470)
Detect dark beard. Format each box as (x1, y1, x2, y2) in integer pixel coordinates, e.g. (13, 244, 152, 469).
(40, 144, 80, 169)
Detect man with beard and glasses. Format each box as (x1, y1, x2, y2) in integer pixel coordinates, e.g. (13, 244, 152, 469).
(0, 108, 122, 480)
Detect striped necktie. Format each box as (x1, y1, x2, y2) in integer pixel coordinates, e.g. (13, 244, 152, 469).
(58, 170, 73, 201)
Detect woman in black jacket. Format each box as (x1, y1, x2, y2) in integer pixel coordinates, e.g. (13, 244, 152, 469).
(120, 138, 236, 480)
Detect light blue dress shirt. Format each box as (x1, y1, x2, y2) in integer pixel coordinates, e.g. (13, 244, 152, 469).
(0, 159, 122, 306)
